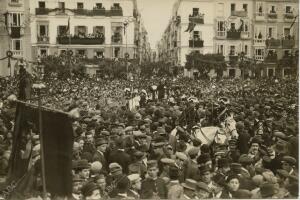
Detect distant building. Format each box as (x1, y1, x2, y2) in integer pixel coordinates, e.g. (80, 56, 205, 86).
(0, 0, 32, 76)
(158, 0, 299, 78)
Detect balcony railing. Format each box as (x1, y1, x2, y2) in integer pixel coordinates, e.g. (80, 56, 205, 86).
(57, 36, 105, 45)
(255, 55, 264, 61)
(111, 35, 122, 44)
(227, 30, 241, 39)
(12, 50, 23, 57)
(282, 39, 295, 48)
(37, 36, 49, 43)
(229, 55, 239, 63)
(189, 39, 204, 48)
(268, 12, 277, 19)
(92, 8, 106, 16)
(266, 39, 281, 48)
(189, 14, 204, 24)
(36, 8, 51, 15)
(8, 0, 22, 6)
(216, 31, 226, 38)
(284, 13, 295, 20)
(265, 54, 278, 62)
(254, 38, 266, 44)
(73, 9, 91, 16)
(231, 10, 247, 17)
(241, 31, 250, 39)
(110, 8, 123, 16)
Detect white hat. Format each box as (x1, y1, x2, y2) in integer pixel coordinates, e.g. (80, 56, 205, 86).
(127, 173, 141, 183)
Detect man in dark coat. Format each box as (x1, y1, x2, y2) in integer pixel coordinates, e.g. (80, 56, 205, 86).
(93, 138, 108, 171)
(140, 160, 167, 199)
(108, 138, 131, 174)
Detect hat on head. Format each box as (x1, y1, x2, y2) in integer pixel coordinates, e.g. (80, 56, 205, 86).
(230, 163, 242, 173)
(127, 173, 141, 184)
(197, 153, 211, 165)
(276, 169, 289, 178)
(147, 160, 158, 169)
(226, 174, 240, 183)
(234, 189, 252, 199)
(252, 175, 264, 187)
(218, 158, 230, 168)
(282, 156, 297, 165)
(175, 152, 188, 161)
(95, 138, 108, 146)
(188, 148, 199, 157)
(199, 164, 211, 174)
(91, 161, 102, 173)
(238, 154, 253, 165)
(260, 183, 276, 198)
(274, 140, 287, 154)
(181, 179, 197, 191)
(161, 158, 175, 165)
(262, 171, 277, 184)
(75, 159, 91, 170)
(81, 182, 98, 197)
(109, 162, 122, 173)
(73, 174, 84, 183)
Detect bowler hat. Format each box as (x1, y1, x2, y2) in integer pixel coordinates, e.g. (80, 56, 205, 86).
(181, 179, 197, 191)
(81, 182, 98, 197)
(75, 159, 91, 170)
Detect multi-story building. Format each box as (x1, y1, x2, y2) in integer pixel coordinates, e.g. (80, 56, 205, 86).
(29, 0, 149, 61)
(158, 0, 299, 78)
(253, 0, 299, 77)
(0, 0, 32, 76)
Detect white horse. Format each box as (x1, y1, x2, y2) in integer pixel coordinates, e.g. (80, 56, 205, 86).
(169, 116, 238, 153)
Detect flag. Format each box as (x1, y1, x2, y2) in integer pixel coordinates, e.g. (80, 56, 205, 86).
(289, 15, 298, 29)
(185, 22, 196, 32)
(65, 17, 70, 34)
(7, 103, 74, 198)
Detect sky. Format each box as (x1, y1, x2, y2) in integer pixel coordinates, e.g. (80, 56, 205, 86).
(137, 0, 176, 49)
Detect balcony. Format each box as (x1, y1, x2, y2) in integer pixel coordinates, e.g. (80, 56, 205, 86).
(57, 36, 105, 45)
(189, 39, 204, 48)
(12, 50, 23, 57)
(36, 8, 51, 15)
(216, 31, 226, 39)
(229, 55, 239, 63)
(266, 39, 281, 48)
(227, 30, 241, 39)
(92, 8, 106, 16)
(231, 10, 247, 18)
(73, 9, 92, 16)
(241, 31, 250, 39)
(254, 38, 266, 45)
(268, 12, 277, 20)
(282, 39, 295, 48)
(8, 0, 22, 7)
(111, 35, 122, 44)
(37, 36, 49, 44)
(255, 12, 265, 21)
(265, 54, 278, 62)
(109, 8, 123, 16)
(189, 14, 204, 24)
(284, 13, 295, 22)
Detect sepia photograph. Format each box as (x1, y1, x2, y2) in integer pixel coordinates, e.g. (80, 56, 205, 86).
(0, 0, 298, 199)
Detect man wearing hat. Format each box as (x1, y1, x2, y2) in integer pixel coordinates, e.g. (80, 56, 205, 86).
(127, 174, 142, 199)
(199, 165, 221, 197)
(94, 173, 108, 199)
(180, 179, 198, 199)
(106, 162, 126, 198)
(71, 175, 84, 200)
(213, 158, 230, 187)
(108, 138, 131, 174)
(140, 160, 167, 199)
(159, 158, 175, 183)
(167, 166, 183, 199)
(185, 148, 201, 181)
(196, 182, 212, 199)
(93, 138, 108, 171)
(281, 156, 298, 176)
(175, 152, 188, 183)
(80, 181, 101, 200)
(74, 159, 91, 182)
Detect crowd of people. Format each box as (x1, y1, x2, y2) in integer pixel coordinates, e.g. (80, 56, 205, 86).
(0, 74, 298, 199)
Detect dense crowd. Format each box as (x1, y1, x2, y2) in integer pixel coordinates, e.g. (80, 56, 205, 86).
(0, 75, 298, 199)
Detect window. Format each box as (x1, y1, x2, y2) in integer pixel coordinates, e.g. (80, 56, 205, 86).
(229, 46, 235, 55)
(217, 21, 225, 36)
(96, 3, 102, 9)
(286, 6, 292, 13)
(270, 5, 276, 13)
(94, 50, 104, 58)
(38, 25, 48, 36)
(113, 3, 120, 8)
(256, 2, 263, 15)
(192, 8, 199, 16)
(244, 45, 248, 55)
(77, 2, 84, 9)
(255, 48, 264, 60)
(267, 27, 277, 38)
(57, 25, 67, 35)
(11, 39, 22, 51)
(243, 4, 248, 12)
(114, 47, 120, 58)
(217, 44, 224, 55)
(8, 13, 23, 27)
(58, 2, 65, 9)
(193, 31, 201, 40)
(284, 50, 291, 56)
(39, 48, 48, 56)
(284, 28, 290, 37)
(77, 49, 86, 56)
(231, 4, 235, 11)
(38, 1, 45, 8)
(11, 0, 20, 3)
(230, 23, 235, 30)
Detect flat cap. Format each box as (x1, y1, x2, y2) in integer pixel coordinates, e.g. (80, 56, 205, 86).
(282, 156, 297, 165)
(127, 173, 141, 183)
(175, 152, 188, 161)
(161, 158, 175, 165)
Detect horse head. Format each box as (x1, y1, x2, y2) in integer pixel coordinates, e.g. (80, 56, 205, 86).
(224, 116, 238, 139)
